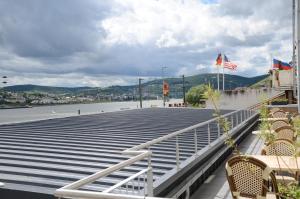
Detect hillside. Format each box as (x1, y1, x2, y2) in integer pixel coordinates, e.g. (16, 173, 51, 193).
(249, 76, 271, 89)
(3, 73, 268, 98)
(3, 84, 92, 94)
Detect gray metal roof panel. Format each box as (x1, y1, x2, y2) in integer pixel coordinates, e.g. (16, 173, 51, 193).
(0, 108, 233, 197)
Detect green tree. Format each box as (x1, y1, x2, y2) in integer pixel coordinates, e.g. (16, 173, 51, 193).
(186, 84, 208, 106)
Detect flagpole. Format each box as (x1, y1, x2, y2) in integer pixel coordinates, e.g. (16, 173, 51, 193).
(296, 0, 300, 113)
(270, 54, 273, 88)
(293, 0, 297, 99)
(223, 54, 225, 91)
(217, 65, 220, 91)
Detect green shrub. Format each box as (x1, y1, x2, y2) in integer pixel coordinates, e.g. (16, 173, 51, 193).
(186, 85, 208, 107)
(278, 183, 300, 199)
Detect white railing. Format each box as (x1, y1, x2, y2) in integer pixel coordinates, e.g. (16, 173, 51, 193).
(55, 108, 257, 199)
(125, 109, 256, 170)
(103, 168, 149, 195)
(55, 150, 156, 199)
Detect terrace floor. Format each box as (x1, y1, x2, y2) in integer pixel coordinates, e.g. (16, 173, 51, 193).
(191, 132, 265, 199)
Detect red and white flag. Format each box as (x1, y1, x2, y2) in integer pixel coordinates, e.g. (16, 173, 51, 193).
(224, 55, 237, 70)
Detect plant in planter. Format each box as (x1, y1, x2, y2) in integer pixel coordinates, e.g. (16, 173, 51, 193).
(204, 85, 236, 150)
(206, 86, 300, 199)
(258, 102, 276, 144)
(278, 183, 300, 199)
(292, 117, 300, 149)
(271, 98, 288, 105)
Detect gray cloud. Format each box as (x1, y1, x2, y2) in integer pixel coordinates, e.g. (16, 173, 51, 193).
(0, 0, 110, 58)
(0, 0, 294, 87)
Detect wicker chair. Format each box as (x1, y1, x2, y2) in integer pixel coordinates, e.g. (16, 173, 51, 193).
(261, 139, 297, 184)
(269, 108, 281, 114)
(261, 139, 296, 156)
(226, 156, 279, 199)
(274, 126, 296, 142)
(271, 110, 287, 118)
(271, 120, 290, 131)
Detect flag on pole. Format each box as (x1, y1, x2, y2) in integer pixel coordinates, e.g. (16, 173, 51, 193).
(163, 81, 169, 96)
(216, 53, 222, 66)
(273, 59, 292, 70)
(224, 55, 237, 70)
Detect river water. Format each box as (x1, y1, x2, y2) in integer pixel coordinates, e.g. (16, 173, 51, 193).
(0, 88, 279, 124)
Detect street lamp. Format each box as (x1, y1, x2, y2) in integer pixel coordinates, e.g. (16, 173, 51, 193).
(2, 76, 7, 85)
(162, 67, 167, 107)
(0, 76, 7, 106)
(138, 78, 143, 108)
(210, 76, 216, 89)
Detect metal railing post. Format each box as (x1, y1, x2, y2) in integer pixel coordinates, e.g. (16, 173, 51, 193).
(185, 187, 190, 199)
(176, 136, 180, 170)
(231, 114, 234, 129)
(236, 112, 239, 125)
(138, 176, 141, 194)
(194, 129, 198, 154)
(147, 155, 153, 196)
(143, 173, 146, 196)
(240, 111, 243, 123)
(207, 123, 211, 146)
(217, 122, 221, 137)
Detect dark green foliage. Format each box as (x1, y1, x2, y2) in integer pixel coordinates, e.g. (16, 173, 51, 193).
(186, 85, 207, 106)
(3, 73, 268, 97)
(278, 183, 300, 199)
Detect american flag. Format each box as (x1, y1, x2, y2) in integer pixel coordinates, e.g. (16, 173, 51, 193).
(224, 55, 237, 70)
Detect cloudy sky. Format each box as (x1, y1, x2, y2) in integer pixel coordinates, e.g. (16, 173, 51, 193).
(0, 0, 293, 87)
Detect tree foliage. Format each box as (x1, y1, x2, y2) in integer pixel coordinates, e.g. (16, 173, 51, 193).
(186, 84, 208, 106)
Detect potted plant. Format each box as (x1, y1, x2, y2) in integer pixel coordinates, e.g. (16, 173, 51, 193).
(278, 183, 300, 199)
(271, 98, 288, 105)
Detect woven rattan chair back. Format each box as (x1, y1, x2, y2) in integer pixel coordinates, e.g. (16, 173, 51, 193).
(270, 108, 281, 114)
(271, 120, 289, 131)
(275, 126, 296, 142)
(271, 110, 287, 118)
(264, 139, 296, 156)
(226, 156, 279, 199)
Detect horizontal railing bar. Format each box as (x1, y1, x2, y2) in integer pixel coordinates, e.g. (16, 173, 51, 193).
(57, 151, 151, 190)
(126, 110, 242, 152)
(247, 92, 284, 110)
(103, 168, 149, 193)
(55, 189, 171, 199)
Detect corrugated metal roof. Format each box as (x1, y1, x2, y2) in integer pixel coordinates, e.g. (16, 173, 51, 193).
(0, 108, 232, 197)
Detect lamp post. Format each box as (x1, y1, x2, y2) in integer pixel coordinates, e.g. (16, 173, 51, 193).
(182, 75, 186, 105)
(1, 76, 7, 85)
(162, 67, 167, 107)
(1, 76, 7, 105)
(138, 78, 143, 108)
(210, 76, 216, 89)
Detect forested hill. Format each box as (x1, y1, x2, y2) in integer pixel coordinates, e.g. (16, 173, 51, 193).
(4, 73, 268, 97)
